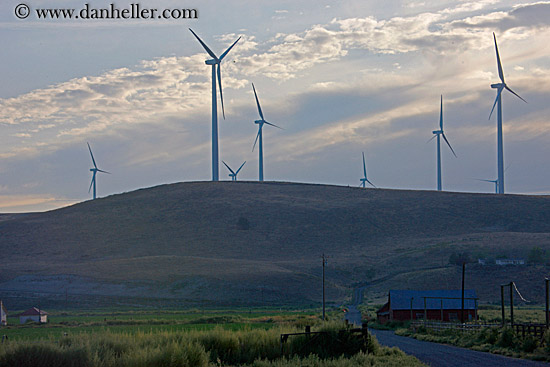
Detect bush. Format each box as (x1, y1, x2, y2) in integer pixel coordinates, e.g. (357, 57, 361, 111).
(497, 327, 517, 349)
(0, 343, 91, 367)
(521, 336, 538, 354)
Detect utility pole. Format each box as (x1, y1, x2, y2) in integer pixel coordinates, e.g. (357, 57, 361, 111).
(461, 262, 465, 323)
(546, 278, 549, 330)
(322, 254, 328, 321)
(510, 281, 514, 326)
(501, 285, 505, 326)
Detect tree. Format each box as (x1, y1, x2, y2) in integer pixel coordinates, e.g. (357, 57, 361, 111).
(528, 246, 546, 264)
(449, 251, 472, 265)
(237, 216, 250, 230)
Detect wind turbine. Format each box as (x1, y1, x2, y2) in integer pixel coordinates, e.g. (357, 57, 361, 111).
(360, 152, 376, 188)
(222, 161, 246, 181)
(252, 83, 282, 182)
(429, 95, 456, 191)
(489, 32, 527, 194)
(477, 179, 498, 194)
(476, 165, 509, 194)
(189, 28, 240, 181)
(87, 142, 110, 200)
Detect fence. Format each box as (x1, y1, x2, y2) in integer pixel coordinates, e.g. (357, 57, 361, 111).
(412, 320, 548, 340)
(411, 320, 500, 332)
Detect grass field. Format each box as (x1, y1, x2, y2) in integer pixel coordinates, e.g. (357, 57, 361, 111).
(0, 309, 425, 367)
(0, 309, 319, 341)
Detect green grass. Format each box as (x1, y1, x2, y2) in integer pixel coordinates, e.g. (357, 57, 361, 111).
(0, 315, 426, 366)
(1, 309, 319, 341)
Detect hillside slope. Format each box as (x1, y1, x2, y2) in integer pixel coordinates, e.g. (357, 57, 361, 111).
(1, 181, 549, 308)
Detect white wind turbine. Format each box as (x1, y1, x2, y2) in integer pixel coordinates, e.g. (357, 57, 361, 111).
(189, 29, 240, 181)
(87, 142, 110, 200)
(222, 161, 246, 181)
(252, 83, 282, 182)
(489, 32, 526, 194)
(360, 152, 376, 188)
(429, 95, 456, 191)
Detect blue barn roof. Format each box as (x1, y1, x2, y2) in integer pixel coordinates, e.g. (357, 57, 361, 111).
(389, 289, 478, 310)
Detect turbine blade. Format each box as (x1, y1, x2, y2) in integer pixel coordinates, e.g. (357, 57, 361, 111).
(504, 85, 527, 104)
(219, 36, 241, 61)
(236, 161, 246, 174)
(476, 179, 495, 183)
(264, 121, 282, 129)
(218, 64, 225, 119)
(252, 126, 262, 152)
(366, 179, 376, 188)
(439, 95, 443, 130)
(97, 169, 111, 174)
(488, 86, 504, 120)
(189, 28, 218, 61)
(252, 83, 264, 120)
(87, 142, 97, 169)
(427, 135, 437, 144)
(222, 160, 235, 175)
(362, 152, 367, 178)
(441, 133, 457, 158)
(493, 33, 505, 83)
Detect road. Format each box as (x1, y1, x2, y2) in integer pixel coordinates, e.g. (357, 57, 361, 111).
(370, 329, 549, 367)
(343, 288, 549, 366)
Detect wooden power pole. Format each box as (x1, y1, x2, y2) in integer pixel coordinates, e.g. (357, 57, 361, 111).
(461, 262, 465, 323)
(322, 254, 328, 321)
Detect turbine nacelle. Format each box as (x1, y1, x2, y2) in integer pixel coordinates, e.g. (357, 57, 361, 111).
(491, 83, 504, 89)
(432, 130, 442, 135)
(205, 59, 218, 65)
(254, 120, 263, 125)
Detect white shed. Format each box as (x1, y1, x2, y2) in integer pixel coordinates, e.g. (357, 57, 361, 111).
(19, 307, 48, 324)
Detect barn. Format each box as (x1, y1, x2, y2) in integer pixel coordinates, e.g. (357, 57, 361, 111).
(19, 307, 48, 324)
(376, 289, 478, 324)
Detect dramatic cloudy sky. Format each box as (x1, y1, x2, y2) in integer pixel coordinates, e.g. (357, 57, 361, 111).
(1, 0, 549, 212)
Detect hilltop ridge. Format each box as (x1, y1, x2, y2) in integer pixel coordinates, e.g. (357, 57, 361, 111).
(1, 181, 549, 308)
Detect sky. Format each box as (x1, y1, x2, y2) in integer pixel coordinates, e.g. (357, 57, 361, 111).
(1, 0, 549, 212)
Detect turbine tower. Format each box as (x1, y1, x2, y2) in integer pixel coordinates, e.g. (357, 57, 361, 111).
(252, 83, 282, 182)
(222, 161, 246, 181)
(189, 29, 240, 181)
(489, 32, 526, 194)
(360, 152, 376, 188)
(430, 95, 456, 191)
(87, 142, 110, 200)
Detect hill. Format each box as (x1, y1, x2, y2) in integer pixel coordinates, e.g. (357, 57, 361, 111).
(1, 181, 550, 308)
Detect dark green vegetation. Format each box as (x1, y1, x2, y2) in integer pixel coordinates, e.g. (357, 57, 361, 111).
(0, 313, 424, 367)
(1, 181, 550, 307)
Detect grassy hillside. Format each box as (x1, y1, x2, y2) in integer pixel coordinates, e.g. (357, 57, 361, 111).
(1, 181, 549, 308)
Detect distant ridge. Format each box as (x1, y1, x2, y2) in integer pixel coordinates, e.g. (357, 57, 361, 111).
(0, 181, 549, 308)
